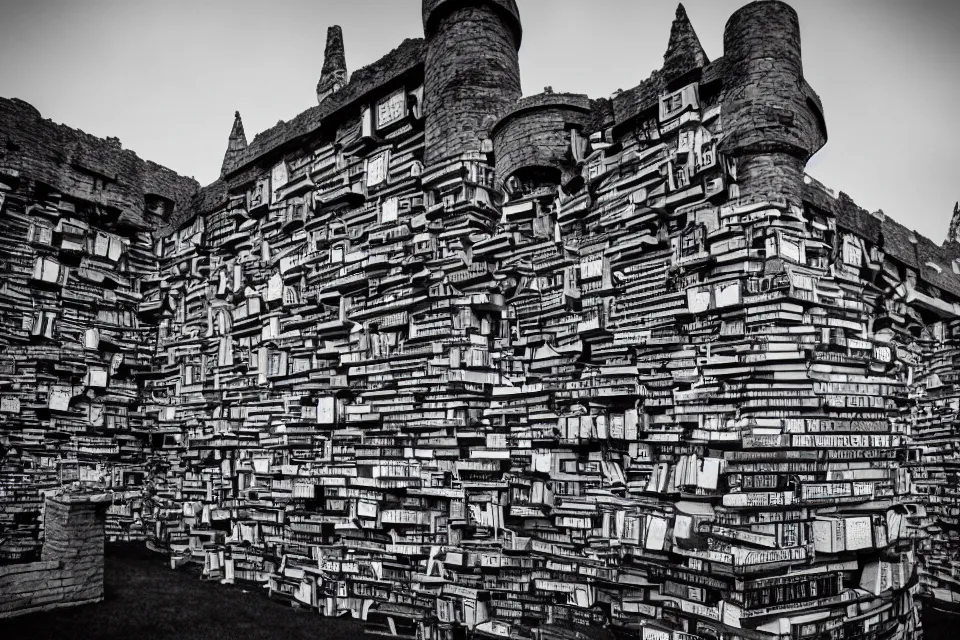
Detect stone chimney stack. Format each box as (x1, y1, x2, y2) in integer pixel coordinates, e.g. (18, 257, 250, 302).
(317, 26, 348, 105)
(220, 111, 247, 179)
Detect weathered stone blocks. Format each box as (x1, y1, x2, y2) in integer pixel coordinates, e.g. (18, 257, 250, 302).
(491, 93, 594, 190)
(719, 0, 827, 204)
(423, 0, 522, 165)
(0, 496, 107, 619)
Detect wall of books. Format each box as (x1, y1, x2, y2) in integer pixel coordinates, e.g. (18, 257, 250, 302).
(127, 65, 960, 640)
(0, 176, 160, 562)
(913, 319, 960, 605)
(3, 3, 960, 640)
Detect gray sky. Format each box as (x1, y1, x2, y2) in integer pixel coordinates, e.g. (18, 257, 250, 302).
(1, 0, 958, 242)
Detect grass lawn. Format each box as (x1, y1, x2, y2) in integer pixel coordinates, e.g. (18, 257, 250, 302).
(0, 543, 368, 640)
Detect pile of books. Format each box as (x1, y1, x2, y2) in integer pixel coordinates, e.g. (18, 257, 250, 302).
(2, 55, 957, 640)
(912, 319, 960, 604)
(0, 169, 158, 558)
(127, 76, 949, 640)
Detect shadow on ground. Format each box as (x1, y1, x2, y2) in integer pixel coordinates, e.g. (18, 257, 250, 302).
(5, 545, 960, 640)
(923, 601, 960, 640)
(0, 543, 367, 640)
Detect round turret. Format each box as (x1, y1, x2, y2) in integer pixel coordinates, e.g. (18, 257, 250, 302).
(423, 0, 521, 43)
(719, 0, 827, 204)
(491, 93, 593, 194)
(422, 0, 523, 166)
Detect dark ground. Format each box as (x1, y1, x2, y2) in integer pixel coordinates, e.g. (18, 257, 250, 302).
(0, 543, 367, 640)
(923, 600, 960, 640)
(2, 544, 959, 639)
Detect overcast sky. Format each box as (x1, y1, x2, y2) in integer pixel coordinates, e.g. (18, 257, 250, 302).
(1, 0, 958, 242)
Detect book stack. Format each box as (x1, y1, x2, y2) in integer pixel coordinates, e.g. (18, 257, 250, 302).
(142, 83, 520, 633)
(3, 32, 959, 640)
(129, 74, 945, 640)
(0, 171, 161, 557)
(911, 319, 960, 604)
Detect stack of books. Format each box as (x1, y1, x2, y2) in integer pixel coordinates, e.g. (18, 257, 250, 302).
(4, 67, 957, 640)
(127, 75, 944, 640)
(0, 168, 160, 556)
(911, 320, 960, 604)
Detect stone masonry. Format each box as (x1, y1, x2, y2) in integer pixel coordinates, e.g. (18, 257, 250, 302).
(0, 494, 109, 618)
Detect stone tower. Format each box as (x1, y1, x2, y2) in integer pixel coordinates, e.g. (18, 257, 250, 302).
(718, 0, 828, 205)
(220, 111, 247, 179)
(317, 26, 348, 105)
(422, 0, 523, 166)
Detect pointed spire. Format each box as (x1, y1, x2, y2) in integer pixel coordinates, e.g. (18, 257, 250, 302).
(947, 201, 960, 245)
(662, 4, 709, 85)
(317, 26, 348, 105)
(220, 111, 247, 179)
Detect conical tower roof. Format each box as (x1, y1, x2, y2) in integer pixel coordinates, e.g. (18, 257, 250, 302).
(317, 26, 348, 105)
(662, 4, 709, 84)
(220, 111, 247, 178)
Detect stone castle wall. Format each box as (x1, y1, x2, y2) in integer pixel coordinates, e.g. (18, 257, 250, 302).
(0, 96, 195, 560)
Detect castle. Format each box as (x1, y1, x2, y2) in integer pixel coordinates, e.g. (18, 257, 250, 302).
(2, 1, 960, 638)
